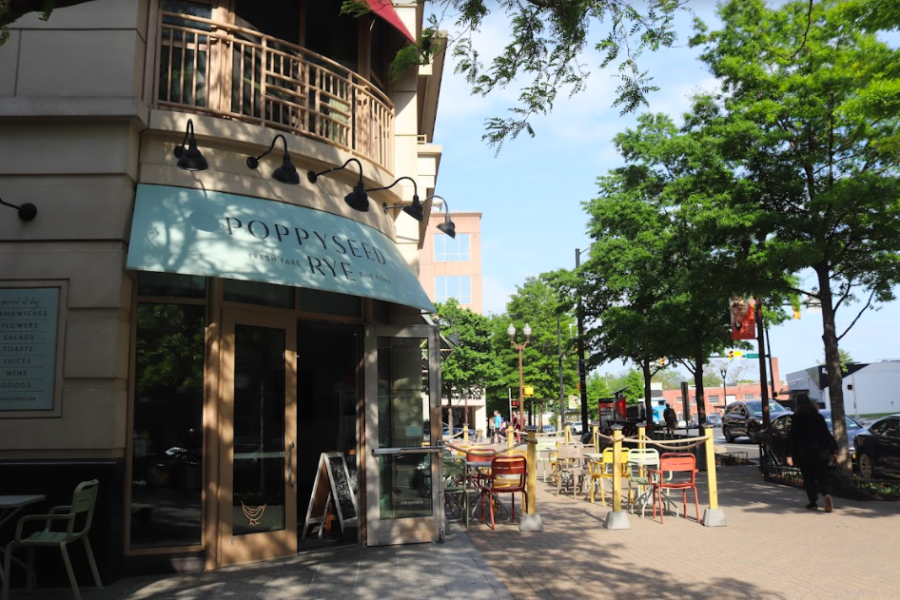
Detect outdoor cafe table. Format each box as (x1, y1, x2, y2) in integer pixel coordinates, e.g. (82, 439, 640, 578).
(0, 494, 46, 583)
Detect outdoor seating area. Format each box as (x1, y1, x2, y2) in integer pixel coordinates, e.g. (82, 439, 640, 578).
(444, 427, 716, 530)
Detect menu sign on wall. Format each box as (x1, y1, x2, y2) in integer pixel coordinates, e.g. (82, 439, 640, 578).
(0, 288, 60, 411)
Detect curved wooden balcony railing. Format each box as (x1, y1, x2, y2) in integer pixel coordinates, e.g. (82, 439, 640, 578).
(154, 11, 394, 172)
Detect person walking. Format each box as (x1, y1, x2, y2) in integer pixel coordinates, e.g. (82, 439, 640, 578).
(663, 404, 677, 436)
(786, 393, 839, 512)
(492, 410, 503, 444)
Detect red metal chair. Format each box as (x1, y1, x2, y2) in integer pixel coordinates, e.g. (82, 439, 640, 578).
(465, 448, 497, 492)
(481, 456, 527, 529)
(650, 452, 699, 523)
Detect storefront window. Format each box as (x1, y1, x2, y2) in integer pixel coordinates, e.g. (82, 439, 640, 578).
(299, 288, 360, 317)
(376, 337, 432, 519)
(224, 279, 294, 308)
(137, 272, 206, 298)
(131, 304, 205, 548)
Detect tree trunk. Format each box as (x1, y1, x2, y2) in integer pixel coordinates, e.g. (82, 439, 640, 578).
(641, 358, 655, 433)
(693, 350, 707, 437)
(816, 265, 851, 479)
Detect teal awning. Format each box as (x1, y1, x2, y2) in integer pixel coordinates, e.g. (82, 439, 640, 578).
(126, 184, 435, 312)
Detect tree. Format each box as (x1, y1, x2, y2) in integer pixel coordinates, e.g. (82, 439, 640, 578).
(691, 0, 900, 477)
(435, 299, 499, 432)
(493, 276, 579, 424)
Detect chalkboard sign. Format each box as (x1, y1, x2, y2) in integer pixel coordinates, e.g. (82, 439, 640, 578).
(302, 452, 358, 538)
(327, 454, 357, 523)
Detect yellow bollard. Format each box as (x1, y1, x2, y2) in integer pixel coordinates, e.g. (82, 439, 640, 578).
(638, 425, 646, 451)
(463, 426, 469, 443)
(508, 425, 515, 449)
(564, 425, 571, 442)
(701, 427, 726, 526)
(612, 427, 623, 514)
(519, 429, 543, 531)
(593, 425, 600, 453)
(604, 425, 630, 529)
(705, 428, 718, 510)
(526, 430, 537, 515)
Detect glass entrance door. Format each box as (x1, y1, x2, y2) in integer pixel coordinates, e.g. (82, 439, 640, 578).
(220, 309, 297, 565)
(364, 324, 442, 546)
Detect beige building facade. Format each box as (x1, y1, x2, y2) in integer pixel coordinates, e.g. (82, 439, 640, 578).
(0, 0, 452, 585)
(418, 205, 485, 435)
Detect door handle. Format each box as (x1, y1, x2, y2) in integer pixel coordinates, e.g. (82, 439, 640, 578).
(288, 441, 295, 487)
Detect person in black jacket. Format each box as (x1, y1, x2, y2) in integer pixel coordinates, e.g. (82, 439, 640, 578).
(786, 393, 839, 512)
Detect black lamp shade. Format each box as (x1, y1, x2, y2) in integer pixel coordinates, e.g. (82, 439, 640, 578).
(273, 155, 300, 185)
(18, 203, 38, 221)
(402, 195, 424, 222)
(437, 217, 456, 239)
(345, 182, 369, 212)
(176, 137, 209, 171)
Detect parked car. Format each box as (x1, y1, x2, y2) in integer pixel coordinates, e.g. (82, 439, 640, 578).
(766, 410, 865, 466)
(722, 399, 790, 443)
(569, 421, 583, 434)
(854, 413, 900, 479)
(541, 425, 557, 433)
(705, 414, 723, 427)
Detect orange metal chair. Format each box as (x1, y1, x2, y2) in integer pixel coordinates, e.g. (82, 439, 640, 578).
(650, 452, 699, 523)
(481, 456, 527, 529)
(465, 448, 497, 492)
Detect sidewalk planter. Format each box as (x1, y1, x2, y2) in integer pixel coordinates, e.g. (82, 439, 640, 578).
(843, 479, 900, 501)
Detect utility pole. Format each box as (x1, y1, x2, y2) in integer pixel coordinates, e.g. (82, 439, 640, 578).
(575, 248, 590, 433)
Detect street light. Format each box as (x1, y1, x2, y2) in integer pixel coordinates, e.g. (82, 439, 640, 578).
(508, 322, 531, 427)
(719, 361, 728, 413)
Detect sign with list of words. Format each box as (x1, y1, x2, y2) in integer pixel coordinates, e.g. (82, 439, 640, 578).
(0, 288, 60, 411)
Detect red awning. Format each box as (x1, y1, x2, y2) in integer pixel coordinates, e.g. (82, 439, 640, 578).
(364, 0, 416, 44)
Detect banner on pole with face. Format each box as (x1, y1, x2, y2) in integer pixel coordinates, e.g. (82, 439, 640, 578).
(730, 297, 756, 340)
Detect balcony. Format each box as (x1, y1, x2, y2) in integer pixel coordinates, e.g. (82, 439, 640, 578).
(153, 12, 394, 172)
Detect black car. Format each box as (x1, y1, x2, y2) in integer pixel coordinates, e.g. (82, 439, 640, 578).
(722, 400, 789, 443)
(766, 410, 865, 466)
(854, 414, 900, 479)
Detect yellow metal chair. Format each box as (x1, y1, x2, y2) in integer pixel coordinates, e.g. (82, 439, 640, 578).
(588, 447, 631, 506)
(2, 480, 103, 600)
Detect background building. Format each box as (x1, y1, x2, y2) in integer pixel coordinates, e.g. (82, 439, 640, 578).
(418, 202, 485, 435)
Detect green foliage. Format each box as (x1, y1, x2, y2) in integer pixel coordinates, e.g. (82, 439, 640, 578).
(619, 370, 645, 405)
(435, 299, 500, 404)
(691, 0, 900, 475)
(423, 0, 687, 149)
(486, 276, 578, 416)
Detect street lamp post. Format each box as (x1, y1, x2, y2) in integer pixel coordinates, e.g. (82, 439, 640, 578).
(508, 323, 531, 427)
(575, 247, 590, 434)
(719, 362, 728, 413)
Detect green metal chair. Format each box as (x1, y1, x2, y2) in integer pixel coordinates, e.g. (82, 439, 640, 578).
(442, 456, 469, 528)
(2, 480, 103, 600)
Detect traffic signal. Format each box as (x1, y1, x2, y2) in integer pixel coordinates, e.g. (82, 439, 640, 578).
(728, 350, 734, 360)
(658, 357, 665, 366)
(793, 308, 801, 319)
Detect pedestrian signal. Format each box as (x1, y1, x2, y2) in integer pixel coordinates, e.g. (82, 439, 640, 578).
(524, 385, 534, 397)
(512, 400, 519, 408)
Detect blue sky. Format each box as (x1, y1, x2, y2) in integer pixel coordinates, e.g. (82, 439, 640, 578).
(429, 1, 900, 380)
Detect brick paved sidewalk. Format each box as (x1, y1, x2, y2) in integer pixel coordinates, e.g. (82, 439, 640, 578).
(465, 465, 900, 600)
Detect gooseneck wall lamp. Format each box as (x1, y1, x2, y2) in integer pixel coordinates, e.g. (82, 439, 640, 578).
(307, 158, 368, 212)
(0, 197, 37, 221)
(173, 119, 208, 171)
(375, 176, 423, 222)
(424, 195, 457, 239)
(246, 134, 300, 185)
